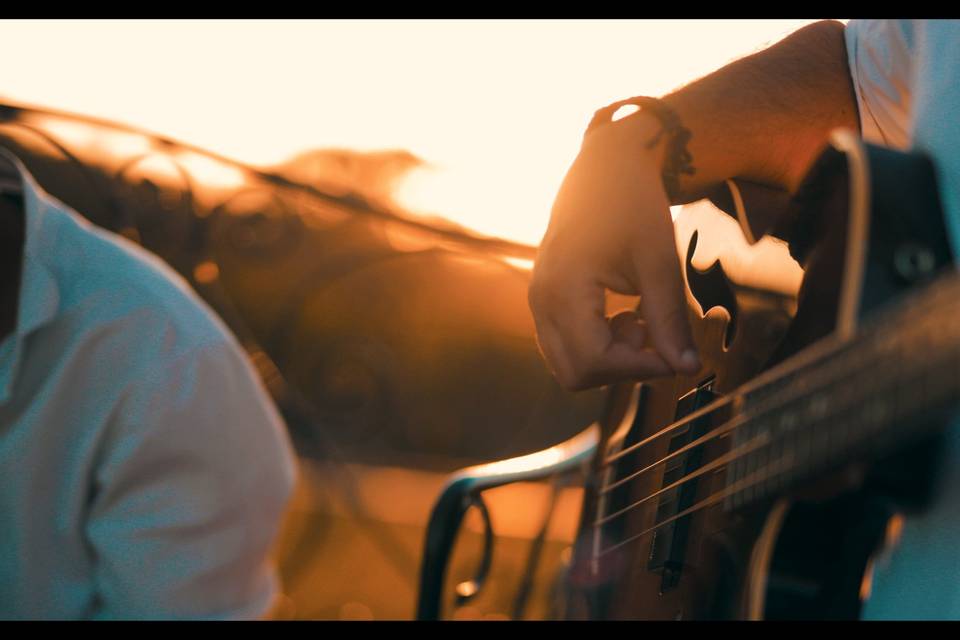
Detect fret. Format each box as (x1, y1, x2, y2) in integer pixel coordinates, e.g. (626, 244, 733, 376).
(768, 416, 789, 495)
(722, 272, 960, 510)
(756, 423, 772, 499)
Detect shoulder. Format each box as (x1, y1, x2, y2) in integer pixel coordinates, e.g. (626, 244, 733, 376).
(843, 19, 919, 151)
(36, 194, 295, 453)
(17, 188, 298, 619)
(843, 19, 921, 87)
(39, 196, 238, 363)
(29, 192, 298, 468)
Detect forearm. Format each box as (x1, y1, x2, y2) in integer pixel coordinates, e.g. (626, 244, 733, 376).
(531, 20, 861, 390)
(619, 20, 859, 201)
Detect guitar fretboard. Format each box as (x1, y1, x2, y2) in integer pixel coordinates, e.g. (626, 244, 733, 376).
(724, 270, 960, 510)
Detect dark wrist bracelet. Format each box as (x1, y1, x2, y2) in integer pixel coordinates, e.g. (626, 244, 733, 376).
(585, 96, 696, 203)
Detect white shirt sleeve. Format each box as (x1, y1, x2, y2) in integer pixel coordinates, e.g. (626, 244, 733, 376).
(84, 338, 298, 620)
(844, 19, 917, 150)
(846, 19, 960, 263)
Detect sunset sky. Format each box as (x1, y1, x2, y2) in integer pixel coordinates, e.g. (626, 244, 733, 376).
(0, 20, 819, 245)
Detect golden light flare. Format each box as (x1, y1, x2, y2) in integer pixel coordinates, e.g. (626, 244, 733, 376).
(173, 151, 247, 190)
(502, 256, 534, 271)
(0, 20, 820, 245)
(393, 161, 564, 246)
(193, 260, 220, 284)
(25, 115, 153, 159)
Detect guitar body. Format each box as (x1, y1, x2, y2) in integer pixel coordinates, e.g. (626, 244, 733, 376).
(562, 130, 957, 620)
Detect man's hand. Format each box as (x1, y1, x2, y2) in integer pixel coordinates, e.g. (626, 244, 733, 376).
(528, 21, 857, 392)
(528, 111, 701, 391)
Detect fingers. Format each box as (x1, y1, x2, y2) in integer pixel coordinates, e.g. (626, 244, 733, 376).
(628, 208, 701, 375)
(530, 233, 700, 391)
(530, 284, 676, 391)
(609, 310, 648, 349)
(529, 117, 702, 391)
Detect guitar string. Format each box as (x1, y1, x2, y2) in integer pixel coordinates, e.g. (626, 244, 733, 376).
(589, 274, 960, 559)
(602, 395, 735, 466)
(592, 339, 960, 546)
(596, 400, 863, 534)
(602, 381, 954, 560)
(595, 358, 909, 532)
(599, 413, 748, 495)
(599, 321, 858, 471)
(597, 327, 882, 501)
(595, 366, 960, 560)
(594, 296, 945, 502)
(594, 428, 769, 527)
(595, 448, 796, 559)
(597, 360, 868, 507)
(599, 270, 960, 477)
(599, 303, 862, 469)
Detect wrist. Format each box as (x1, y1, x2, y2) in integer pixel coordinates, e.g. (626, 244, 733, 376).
(616, 109, 671, 171)
(583, 97, 695, 204)
(582, 109, 668, 183)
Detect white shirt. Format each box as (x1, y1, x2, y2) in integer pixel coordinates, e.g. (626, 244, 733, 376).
(0, 150, 297, 619)
(845, 19, 960, 619)
(845, 19, 960, 256)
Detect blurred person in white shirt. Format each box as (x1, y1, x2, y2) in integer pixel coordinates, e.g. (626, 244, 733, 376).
(0, 148, 297, 620)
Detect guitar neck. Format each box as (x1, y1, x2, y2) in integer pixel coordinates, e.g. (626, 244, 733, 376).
(724, 270, 960, 510)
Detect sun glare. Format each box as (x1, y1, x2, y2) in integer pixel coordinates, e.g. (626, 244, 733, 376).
(0, 19, 818, 245)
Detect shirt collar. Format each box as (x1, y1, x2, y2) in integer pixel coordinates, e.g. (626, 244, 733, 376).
(0, 148, 61, 403)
